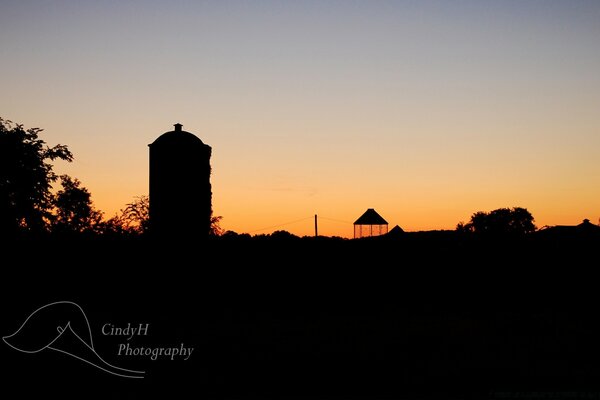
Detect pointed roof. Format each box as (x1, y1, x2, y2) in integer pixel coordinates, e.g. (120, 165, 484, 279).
(354, 208, 388, 225)
(388, 225, 404, 235)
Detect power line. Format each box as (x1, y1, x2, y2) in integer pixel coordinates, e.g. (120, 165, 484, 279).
(247, 216, 314, 233)
(247, 214, 353, 234)
(318, 216, 353, 225)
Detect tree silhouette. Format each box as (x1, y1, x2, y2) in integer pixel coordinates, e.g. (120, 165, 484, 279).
(52, 175, 102, 234)
(122, 195, 150, 234)
(210, 215, 224, 236)
(0, 118, 73, 235)
(458, 207, 536, 235)
(98, 195, 150, 236)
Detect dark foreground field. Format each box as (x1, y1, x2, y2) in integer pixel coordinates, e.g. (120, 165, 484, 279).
(2, 232, 600, 399)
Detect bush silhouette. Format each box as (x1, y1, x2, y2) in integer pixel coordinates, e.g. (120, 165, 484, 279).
(457, 207, 536, 236)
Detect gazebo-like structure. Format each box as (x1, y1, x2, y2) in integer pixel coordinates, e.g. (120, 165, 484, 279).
(353, 208, 388, 238)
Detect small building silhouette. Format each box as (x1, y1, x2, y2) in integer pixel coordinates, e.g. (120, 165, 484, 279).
(537, 218, 600, 238)
(387, 225, 405, 237)
(148, 123, 212, 238)
(354, 208, 388, 238)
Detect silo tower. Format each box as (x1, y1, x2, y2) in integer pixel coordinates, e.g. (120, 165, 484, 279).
(148, 123, 212, 238)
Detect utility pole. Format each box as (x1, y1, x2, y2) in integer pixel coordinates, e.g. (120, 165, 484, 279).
(314, 214, 318, 237)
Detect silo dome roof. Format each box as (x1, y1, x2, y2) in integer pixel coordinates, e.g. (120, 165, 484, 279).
(150, 123, 205, 146)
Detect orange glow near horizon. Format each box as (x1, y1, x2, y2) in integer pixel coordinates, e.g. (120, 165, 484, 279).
(38, 99, 600, 238)
(59, 146, 598, 239)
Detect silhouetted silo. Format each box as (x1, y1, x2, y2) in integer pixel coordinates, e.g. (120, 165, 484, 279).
(149, 123, 212, 238)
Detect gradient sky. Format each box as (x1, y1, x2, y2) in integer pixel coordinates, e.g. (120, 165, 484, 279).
(2, 0, 599, 237)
